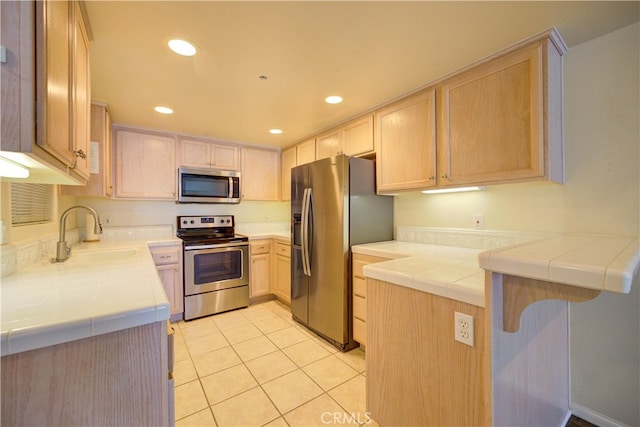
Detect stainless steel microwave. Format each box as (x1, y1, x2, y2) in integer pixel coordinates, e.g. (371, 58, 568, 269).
(177, 167, 241, 204)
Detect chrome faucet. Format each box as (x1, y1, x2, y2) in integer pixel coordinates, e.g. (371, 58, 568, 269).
(55, 206, 103, 262)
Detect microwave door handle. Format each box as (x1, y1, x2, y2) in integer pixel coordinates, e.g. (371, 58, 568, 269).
(228, 177, 233, 199)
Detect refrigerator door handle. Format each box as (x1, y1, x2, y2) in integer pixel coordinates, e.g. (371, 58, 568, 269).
(301, 187, 312, 276)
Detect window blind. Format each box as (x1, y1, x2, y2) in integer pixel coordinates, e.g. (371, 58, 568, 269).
(11, 183, 54, 226)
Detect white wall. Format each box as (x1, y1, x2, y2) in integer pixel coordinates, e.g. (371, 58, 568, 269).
(395, 22, 640, 425)
(73, 196, 289, 231)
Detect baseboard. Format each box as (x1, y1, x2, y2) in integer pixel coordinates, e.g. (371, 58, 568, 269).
(559, 410, 572, 427)
(570, 403, 626, 427)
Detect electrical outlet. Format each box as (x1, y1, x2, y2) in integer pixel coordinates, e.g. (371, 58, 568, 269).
(103, 215, 112, 225)
(454, 311, 474, 347)
(472, 213, 484, 230)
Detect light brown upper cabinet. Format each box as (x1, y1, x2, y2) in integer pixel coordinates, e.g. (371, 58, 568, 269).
(375, 89, 437, 193)
(113, 128, 177, 200)
(281, 138, 316, 201)
(60, 103, 113, 197)
(1, 0, 91, 184)
(35, 0, 91, 181)
(316, 115, 374, 160)
(296, 138, 316, 165)
(280, 146, 296, 201)
(437, 32, 565, 187)
(241, 146, 280, 201)
(179, 139, 239, 171)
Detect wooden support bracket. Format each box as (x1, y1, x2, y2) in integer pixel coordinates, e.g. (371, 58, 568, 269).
(502, 274, 601, 333)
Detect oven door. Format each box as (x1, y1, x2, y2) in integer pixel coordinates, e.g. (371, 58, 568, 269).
(184, 242, 249, 296)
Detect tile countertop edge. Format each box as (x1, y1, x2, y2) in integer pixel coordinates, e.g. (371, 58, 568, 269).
(1, 240, 171, 357)
(355, 235, 640, 308)
(479, 235, 640, 294)
(354, 241, 485, 308)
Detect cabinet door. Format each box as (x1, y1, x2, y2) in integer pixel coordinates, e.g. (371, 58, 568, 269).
(180, 139, 210, 168)
(156, 264, 183, 315)
(211, 144, 239, 170)
(114, 130, 176, 199)
(316, 129, 341, 160)
(296, 138, 316, 165)
(437, 42, 544, 186)
(250, 254, 271, 297)
(375, 89, 437, 193)
(240, 147, 279, 201)
(280, 147, 296, 202)
(71, 0, 90, 180)
(343, 115, 374, 157)
(60, 103, 113, 197)
(36, 0, 73, 166)
(275, 254, 291, 304)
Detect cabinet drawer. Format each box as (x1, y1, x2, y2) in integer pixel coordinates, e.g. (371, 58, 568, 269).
(353, 295, 366, 321)
(250, 241, 271, 255)
(275, 242, 290, 258)
(151, 248, 180, 265)
(353, 276, 366, 298)
(353, 317, 366, 346)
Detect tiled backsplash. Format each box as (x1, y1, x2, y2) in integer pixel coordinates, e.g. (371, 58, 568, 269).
(1, 229, 81, 278)
(0, 225, 175, 278)
(396, 226, 552, 250)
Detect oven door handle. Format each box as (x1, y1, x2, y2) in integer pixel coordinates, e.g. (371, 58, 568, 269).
(185, 241, 248, 251)
(301, 187, 312, 277)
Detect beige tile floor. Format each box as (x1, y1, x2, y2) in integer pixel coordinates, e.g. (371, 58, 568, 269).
(172, 300, 377, 427)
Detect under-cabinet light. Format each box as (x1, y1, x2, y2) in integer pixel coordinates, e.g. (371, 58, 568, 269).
(269, 129, 283, 135)
(0, 156, 30, 178)
(422, 186, 484, 195)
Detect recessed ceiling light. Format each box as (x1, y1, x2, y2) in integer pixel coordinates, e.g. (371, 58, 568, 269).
(269, 129, 283, 135)
(325, 95, 343, 104)
(168, 39, 197, 56)
(154, 106, 174, 114)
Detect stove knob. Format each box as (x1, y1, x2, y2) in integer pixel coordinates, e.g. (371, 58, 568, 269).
(226, 219, 231, 224)
(190, 220, 195, 224)
(182, 220, 187, 225)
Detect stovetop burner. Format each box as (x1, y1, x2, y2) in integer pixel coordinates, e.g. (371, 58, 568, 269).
(176, 215, 248, 245)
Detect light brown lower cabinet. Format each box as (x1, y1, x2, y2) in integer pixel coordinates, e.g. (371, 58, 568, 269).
(273, 241, 291, 304)
(367, 279, 487, 426)
(351, 253, 391, 347)
(1, 321, 171, 426)
(367, 273, 575, 426)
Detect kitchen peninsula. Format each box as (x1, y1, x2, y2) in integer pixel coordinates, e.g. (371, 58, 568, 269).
(353, 230, 639, 426)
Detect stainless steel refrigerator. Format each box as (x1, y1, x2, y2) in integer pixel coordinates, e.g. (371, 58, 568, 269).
(291, 154, 393, 351)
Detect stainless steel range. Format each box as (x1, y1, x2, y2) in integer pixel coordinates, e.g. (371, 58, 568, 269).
(177, 215, 249, 320)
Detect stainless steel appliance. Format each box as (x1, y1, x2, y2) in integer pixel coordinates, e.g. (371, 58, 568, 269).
(177, 167, 241, 204)
(177, 215, 249, 320)
(291, 155, 393, 351)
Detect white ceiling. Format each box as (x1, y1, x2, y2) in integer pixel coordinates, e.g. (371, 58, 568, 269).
(86, 1, 639, 149)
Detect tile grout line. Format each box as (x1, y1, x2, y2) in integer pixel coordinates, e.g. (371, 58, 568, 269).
(174, 300, 368, 426)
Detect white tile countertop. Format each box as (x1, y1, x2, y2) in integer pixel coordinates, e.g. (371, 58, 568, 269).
(353, 242, 485, 307)
(1, 239, 175, 357)
(479, 234, 640, 293)
(353, 234, 640, 308)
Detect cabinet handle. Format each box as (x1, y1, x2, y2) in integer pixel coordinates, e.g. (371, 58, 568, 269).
(70, 149, 87, 170)
(441, 174, 449, 179)
(428, 176, 435, 180)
